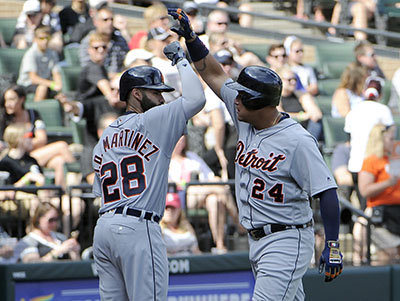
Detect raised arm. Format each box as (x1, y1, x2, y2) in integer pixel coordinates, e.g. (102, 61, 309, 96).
(163, 41, 206, 118)
(168, 8, 229, 99)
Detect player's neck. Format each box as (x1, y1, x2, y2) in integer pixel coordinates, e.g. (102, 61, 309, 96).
(251, 108, 281, 130)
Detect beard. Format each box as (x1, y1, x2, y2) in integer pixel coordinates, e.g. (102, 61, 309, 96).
(140, 92, 160, 112)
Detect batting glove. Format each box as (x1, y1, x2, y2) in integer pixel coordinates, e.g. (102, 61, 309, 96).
(319, 240, 343, 282)
(163, 41, 186, 66)
(168, 8, 196, 41)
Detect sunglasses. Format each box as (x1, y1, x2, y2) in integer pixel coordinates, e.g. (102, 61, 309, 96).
(102, 17, 113, 22)
(284, 77, 297, 85)
(48, 217, 59, 223)
(216, 22, 228, 26)
(37, 36, 50, 40)
(159, 16, 169, 20)
(91, 45, 107, 52)
(271, 54, 286, 59)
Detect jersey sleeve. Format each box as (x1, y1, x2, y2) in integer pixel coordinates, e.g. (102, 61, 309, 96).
(220, 78, 240, 129)
(290, 134, 337, 196)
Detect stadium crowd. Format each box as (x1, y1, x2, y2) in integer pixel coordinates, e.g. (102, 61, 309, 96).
(0, 0, 399, 266)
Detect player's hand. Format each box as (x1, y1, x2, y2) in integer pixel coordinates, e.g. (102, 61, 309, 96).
(163, 41, 186, 66)
(319, 240, 343, 282)
(168, 8, 196, 41)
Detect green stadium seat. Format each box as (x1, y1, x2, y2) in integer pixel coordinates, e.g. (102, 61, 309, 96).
(241, 43, 269, 63)
(315, 95, 332, 115)
(380, 80, 392, 105)
(318, 78, 340, 96)
(315, 42, 355, 79)
(25, 99, 72, 141)
(0, 18, 17, 46)
(60, 66, 82, 93)
(71, 119, 86, 145)
(0, 48, 27, 80)
(63, 46, 81, 66)
(322, 116, 347, 151)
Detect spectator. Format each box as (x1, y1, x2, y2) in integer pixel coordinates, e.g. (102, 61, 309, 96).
(331, 62, 368, 118)
(276, 66, 323, 141)
(128, 2, 169, 50)
(0, 123, 45, 213)
(0, 84, 75, 190)
(123, 48, 154, 69)
(169, 135, 241, 254)
(145, 27, 181, 102)
(0, 226, 18, 263)
(79, 5, 129, 77)
(39, 0, 63, 53)
(66, 0, 108, 44)
(354, 124, 400, 265)
(58, 0, 90, 45)
(266, 43, 305, 92)
(354, 41, 386, 79)
(388, 66, 400, 114)
(285, 35, 319, 96)
(328, 0, 375, 40)
(200, 9, 230, 48)
(160, 192, 201, 256)
(13, 0, 43, 49)
(344, 77, 394, 209)
(17, 25, 63, 102)
(182, 1, 205, 35)
(113, 14, 131, 44)
(0, 123, 45, 188)
(17, 202, 80, 262)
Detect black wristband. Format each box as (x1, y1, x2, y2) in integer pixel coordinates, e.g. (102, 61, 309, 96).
(185, 36, 209, 62)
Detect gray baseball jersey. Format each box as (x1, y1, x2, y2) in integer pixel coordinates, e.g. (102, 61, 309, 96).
(220, 78, 337, 300)
(92, 59, 205, 301)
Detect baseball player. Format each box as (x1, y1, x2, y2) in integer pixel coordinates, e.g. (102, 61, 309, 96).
(91, 41, 205, 300)
(168, 8, 343, 300)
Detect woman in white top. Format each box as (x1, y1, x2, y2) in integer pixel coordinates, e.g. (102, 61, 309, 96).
(331, 62, 368, 118)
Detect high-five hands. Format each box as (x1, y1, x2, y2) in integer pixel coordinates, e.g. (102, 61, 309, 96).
(163, 41, 186, 66)
(168, 8, 196, 41)
(319, 240, 343, 282)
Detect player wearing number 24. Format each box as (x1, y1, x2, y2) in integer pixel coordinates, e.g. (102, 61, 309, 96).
(91, 41, 205, 300)
(168, 7, 343, 300)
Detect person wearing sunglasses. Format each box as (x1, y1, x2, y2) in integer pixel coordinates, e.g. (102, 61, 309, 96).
(17, 25, 63, 101)
(79, 5, 129, 77)
(17, 202, 80, 262)
(354, 41, 386, 79)
(285, 36, 319, 96)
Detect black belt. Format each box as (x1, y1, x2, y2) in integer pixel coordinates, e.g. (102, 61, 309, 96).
(248, 220, 313, 240)
(109, 207, 160, 223)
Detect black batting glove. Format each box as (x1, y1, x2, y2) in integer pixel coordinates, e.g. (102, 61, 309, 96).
(168, 8, 196, 41)
(163, 41, 186, 66)
(319, 240, 343, 282)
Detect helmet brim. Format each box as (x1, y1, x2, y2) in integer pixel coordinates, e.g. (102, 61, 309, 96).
(225, 81, 262, 98)
(140, 83, 175, 92)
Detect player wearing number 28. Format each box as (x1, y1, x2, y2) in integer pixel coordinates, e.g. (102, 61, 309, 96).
(168, 8, 343, 300)
(91, 41, 205, 300)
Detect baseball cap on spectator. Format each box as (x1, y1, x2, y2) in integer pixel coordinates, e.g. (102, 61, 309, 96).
(214, 49, 234, 65)
(166, 192, 181, 208)
(183, 1, 199, 16)
(147, 27, 171, 41)
(23, 0, 41, 15)
(89, 0, 108, 10)
(124, 49, 154, 68)
(364, 76, 384, 100)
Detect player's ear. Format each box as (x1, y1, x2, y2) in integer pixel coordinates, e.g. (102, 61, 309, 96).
(131, 88, 143, 101)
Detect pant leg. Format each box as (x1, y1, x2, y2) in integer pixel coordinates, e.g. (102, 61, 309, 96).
(250, 227, 315, 301)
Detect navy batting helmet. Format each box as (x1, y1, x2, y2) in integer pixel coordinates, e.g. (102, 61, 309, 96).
(226, 66, 282, 110)
(119, 66, 175, 101)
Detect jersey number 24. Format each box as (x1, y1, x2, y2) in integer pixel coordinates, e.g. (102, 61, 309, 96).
(252, 178, 284, 203)
(101, 155, 146, 203)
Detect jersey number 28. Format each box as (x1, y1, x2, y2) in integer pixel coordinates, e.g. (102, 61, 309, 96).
(101, 155, 146, 203)
(252, 178, 284, 203)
